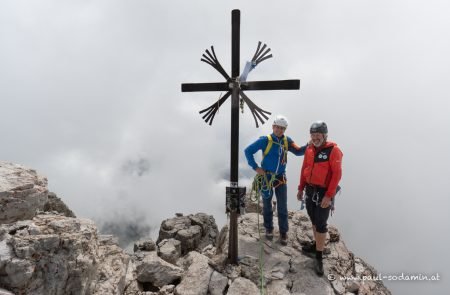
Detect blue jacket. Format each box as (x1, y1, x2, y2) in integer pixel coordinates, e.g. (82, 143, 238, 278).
(244, 133, 306, 175)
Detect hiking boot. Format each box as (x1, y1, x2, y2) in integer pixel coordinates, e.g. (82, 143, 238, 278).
(265, 230, 274, 241)
(315, 259, 324, 276)
(279, 233, 288, 246)
(302, 241, 316, 254)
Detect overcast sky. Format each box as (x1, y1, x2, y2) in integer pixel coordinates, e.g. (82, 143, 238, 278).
(1, 1, 449, 294)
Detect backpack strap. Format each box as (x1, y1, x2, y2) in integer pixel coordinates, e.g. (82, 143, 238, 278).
(263, 135, 289, 158)
(263, 135, 273, 157)
(283, 137, 288, 152)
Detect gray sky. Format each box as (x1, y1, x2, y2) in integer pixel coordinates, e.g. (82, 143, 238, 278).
(1, 1, 449, 294)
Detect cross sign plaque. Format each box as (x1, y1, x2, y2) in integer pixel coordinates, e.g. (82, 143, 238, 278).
(181, 9, 300, 264)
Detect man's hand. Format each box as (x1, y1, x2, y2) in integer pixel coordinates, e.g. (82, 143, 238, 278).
(297, 190, 304, 201)
(321, 197, 332, 208)
(255, 167, 265, 175)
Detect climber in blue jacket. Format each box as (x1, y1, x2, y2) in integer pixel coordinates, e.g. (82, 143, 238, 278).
(244, 115, 307, 245)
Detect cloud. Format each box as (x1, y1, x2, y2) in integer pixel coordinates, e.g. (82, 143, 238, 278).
(1, 1, 449, 294)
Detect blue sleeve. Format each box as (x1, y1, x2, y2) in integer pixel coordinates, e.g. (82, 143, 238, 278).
(244, 136, 267, 170)
(287, 136, 307, 156)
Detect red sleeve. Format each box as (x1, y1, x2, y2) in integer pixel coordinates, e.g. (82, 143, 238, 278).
(325, 146, 343, 198)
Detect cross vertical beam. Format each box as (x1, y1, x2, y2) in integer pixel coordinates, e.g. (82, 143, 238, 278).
(228, 9, 240, 265)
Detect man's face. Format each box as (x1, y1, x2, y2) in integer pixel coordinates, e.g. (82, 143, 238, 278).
(310, 132, 326, 147)
(272, 125, 286, 137)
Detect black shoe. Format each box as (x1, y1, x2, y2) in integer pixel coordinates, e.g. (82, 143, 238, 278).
(265, 230, 274, 241)
(302, 241, 316, 254)
(279, 233, 288, 246)
(315, 259, 324, 276)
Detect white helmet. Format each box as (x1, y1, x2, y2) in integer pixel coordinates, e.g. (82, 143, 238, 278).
(273, 115, 288, 128)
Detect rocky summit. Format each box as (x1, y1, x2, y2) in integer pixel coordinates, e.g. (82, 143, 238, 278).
(0, 161, 391, 295)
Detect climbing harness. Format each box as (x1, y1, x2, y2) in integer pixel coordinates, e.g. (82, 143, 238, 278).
(303, 185, 342, 216)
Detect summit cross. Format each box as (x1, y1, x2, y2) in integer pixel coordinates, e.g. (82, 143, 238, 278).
(181, 9, 300, 264)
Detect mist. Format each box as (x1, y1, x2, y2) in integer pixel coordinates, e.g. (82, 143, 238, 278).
(1, 1, 449, 294)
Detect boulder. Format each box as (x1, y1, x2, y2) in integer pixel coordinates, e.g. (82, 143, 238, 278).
(134, 251, 183, 288)
(0, 213, 129, 295)
(175, 251, 213, 295)
(158, 238, 182, 264)
(0, 162, 48, 224)
(158, 213, 219, 254)
(227, 277, 259, 295)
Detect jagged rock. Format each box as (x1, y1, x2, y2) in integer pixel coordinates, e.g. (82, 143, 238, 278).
(134, 239, 157, 252)
(200, 244, 216, 259)
(158, 213, 218, 255)
(160, 284, 176, 294)
(215, 212, 390, 295)
(158, 238, 181, 264)
(0, 213, 129, 295)
(135, 251, 183, 287)
(175, 251, 213, 295)
(91, 235, 130, 294)
(208, 271, 228, 295)
(43, 192, 76, 218)
(266, 279, 291, 295)
(328, 225, 340, 243)
(0, 161, 391, 295)
(0, 162, 48, 223)
(227, 277, 259, 295)
(123, 260, 141, 294)
(244, 193, 263, 214)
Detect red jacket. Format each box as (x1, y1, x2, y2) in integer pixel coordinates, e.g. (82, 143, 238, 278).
(298, 141, 343, 198)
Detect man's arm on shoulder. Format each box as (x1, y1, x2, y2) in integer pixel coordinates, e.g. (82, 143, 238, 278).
(287, 137, 307, 156)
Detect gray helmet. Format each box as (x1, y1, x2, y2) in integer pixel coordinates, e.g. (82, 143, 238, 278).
(310, 121, 328, 134)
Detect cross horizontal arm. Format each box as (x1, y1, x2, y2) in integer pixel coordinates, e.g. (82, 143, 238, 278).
(182, 82, 229, 92)
(241, 79, 300, 91)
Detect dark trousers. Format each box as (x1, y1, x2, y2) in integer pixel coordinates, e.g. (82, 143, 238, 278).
(305, 185, 331, 233)
(262, 182, 288, 234)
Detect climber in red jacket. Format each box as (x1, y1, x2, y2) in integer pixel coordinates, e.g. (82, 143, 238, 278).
(297, 121, 343, 276)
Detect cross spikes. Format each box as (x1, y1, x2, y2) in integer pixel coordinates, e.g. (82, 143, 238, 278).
(182, 41, 300, 128)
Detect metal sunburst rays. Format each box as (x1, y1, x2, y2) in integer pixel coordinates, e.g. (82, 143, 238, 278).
(198, 42, 273, 127)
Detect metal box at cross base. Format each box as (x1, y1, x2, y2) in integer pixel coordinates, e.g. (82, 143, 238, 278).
(226, 186, 246, 215)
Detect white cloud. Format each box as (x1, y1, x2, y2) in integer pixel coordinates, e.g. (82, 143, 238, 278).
(1, 1, 449, 293)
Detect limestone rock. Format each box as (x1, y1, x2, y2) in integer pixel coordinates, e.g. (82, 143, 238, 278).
(0, 161, 392, 295)
(44, 192, 76, 218)
(0, 213, 129, 295)
(175, 251, 213, 295)
(0, 162, 48, 223)
(227, 277, 259, 295)
(158, 238, 181, 264)
(213, 212, 390, 295)
(134, 239, 157, 252)
(208, 270, 228, 295)
(91, 235, 130, 295)
(158, 213, 218, 254)
(135, 251, 183, 287)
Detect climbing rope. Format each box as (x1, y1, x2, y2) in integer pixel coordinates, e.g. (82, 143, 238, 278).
(248, 172, 280, 295)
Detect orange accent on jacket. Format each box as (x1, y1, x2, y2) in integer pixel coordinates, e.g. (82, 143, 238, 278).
(298, 141, 343, 198)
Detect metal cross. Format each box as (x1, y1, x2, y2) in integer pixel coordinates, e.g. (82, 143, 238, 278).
(181, 9, 300, 265)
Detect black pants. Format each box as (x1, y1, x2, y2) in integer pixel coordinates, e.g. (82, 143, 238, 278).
(305, 185, 331, 233)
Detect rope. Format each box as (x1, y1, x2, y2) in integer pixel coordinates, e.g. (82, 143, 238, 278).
(249, 172, 279, 295)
